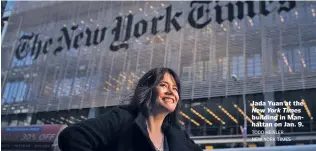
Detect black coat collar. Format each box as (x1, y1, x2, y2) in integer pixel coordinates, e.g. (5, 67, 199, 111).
(134, 112, 171, 133)
(117, 106, 202, 151)
(133, 112, 201, 151)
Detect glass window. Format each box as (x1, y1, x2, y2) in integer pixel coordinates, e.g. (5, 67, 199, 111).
(195, 61, 204, 81)
(182, 72, 189, 81)
(308, 47, 316, 70)
(2, 81, 28, 104)
(26, 55, 33, 65)
(247, 57, 254, 77)
(21, 83, 27, 101)
(55, 79, 65, 97)
(60, 79, 71, 97)
(5, 1, 15, 12)
(89, 77, 98, 94)
(15, 82, 22, 102)
(53, 80, 59, 96)
(216, 57, 224, 80)
(232, 56, 244, 78)
(280, 49, 294, 73)
(16, 82, 27, 102)
(2, 83, 11, 104)
(11, 57, 16, 67)
(238, 56, 244, 78)
(73, 78, 81, 96)
(10, 82, 18, 103)
(294, 49, 302, 72)
(54, 77, 95, 97)
(232, 57, 238, 77)
(12, 57, 19, 67)
(254, 54, 261, 76)
(65, 79, 71, 96)
(7, 83, 14, 103)
(288, 49, 294, 72)
(278, 59, 284, 73)
(11, 53, 33, 68)
(182, 66, 191, 81)
(222, 57, 228, 79)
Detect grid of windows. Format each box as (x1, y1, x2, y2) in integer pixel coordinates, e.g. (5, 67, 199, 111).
(53, 76, 98, 97)
(307, 47, 316, 70)
(232, 56, 244, 78)
(278, 47, 316, 73)
(0, 1, 315, 110)
(11, 55, 33, 67)
(182, 54, 262, 82)
(2, 81, 28, 104)
(247, 54, 262, 77)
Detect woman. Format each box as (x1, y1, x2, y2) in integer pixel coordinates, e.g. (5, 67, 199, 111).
(58, 67, 202, 151)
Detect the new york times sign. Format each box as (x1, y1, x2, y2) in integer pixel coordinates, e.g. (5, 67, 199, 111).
(15, 1, 295, 60)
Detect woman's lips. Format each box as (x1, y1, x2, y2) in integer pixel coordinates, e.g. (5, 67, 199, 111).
(163, 97, 174, 103)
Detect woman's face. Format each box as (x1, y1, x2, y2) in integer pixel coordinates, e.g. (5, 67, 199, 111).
(156, 72, 180, 113)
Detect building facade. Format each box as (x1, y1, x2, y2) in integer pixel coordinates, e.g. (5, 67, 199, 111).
(1, 1, 316, 148)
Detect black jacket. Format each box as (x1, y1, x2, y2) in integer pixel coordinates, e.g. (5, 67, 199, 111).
(58, 106, 202, 151)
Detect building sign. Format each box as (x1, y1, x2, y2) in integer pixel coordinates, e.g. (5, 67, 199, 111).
(15, 1, 295, 60)
(1, 125, 66, 150)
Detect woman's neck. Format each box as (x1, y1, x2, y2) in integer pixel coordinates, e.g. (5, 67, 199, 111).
(146, 113, 167, 150)
(146, 113, 167, 134)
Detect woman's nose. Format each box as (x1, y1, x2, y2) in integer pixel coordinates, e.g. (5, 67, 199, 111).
(165, 87, 176, 96)
(165, 88, 173, 95)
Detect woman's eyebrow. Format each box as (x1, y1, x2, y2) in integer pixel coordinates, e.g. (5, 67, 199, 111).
(160, 81, 168, 84)
(160, 81, 177, 87)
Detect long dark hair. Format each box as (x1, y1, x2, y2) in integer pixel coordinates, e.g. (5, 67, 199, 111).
(129, 67, 182, 127)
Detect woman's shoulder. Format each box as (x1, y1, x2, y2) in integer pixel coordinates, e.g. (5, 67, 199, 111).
(95, 105, 136, 123)
(61, 105, 136, 133)
(110, 105, 137, 117)
(58, 105, 138, 151)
